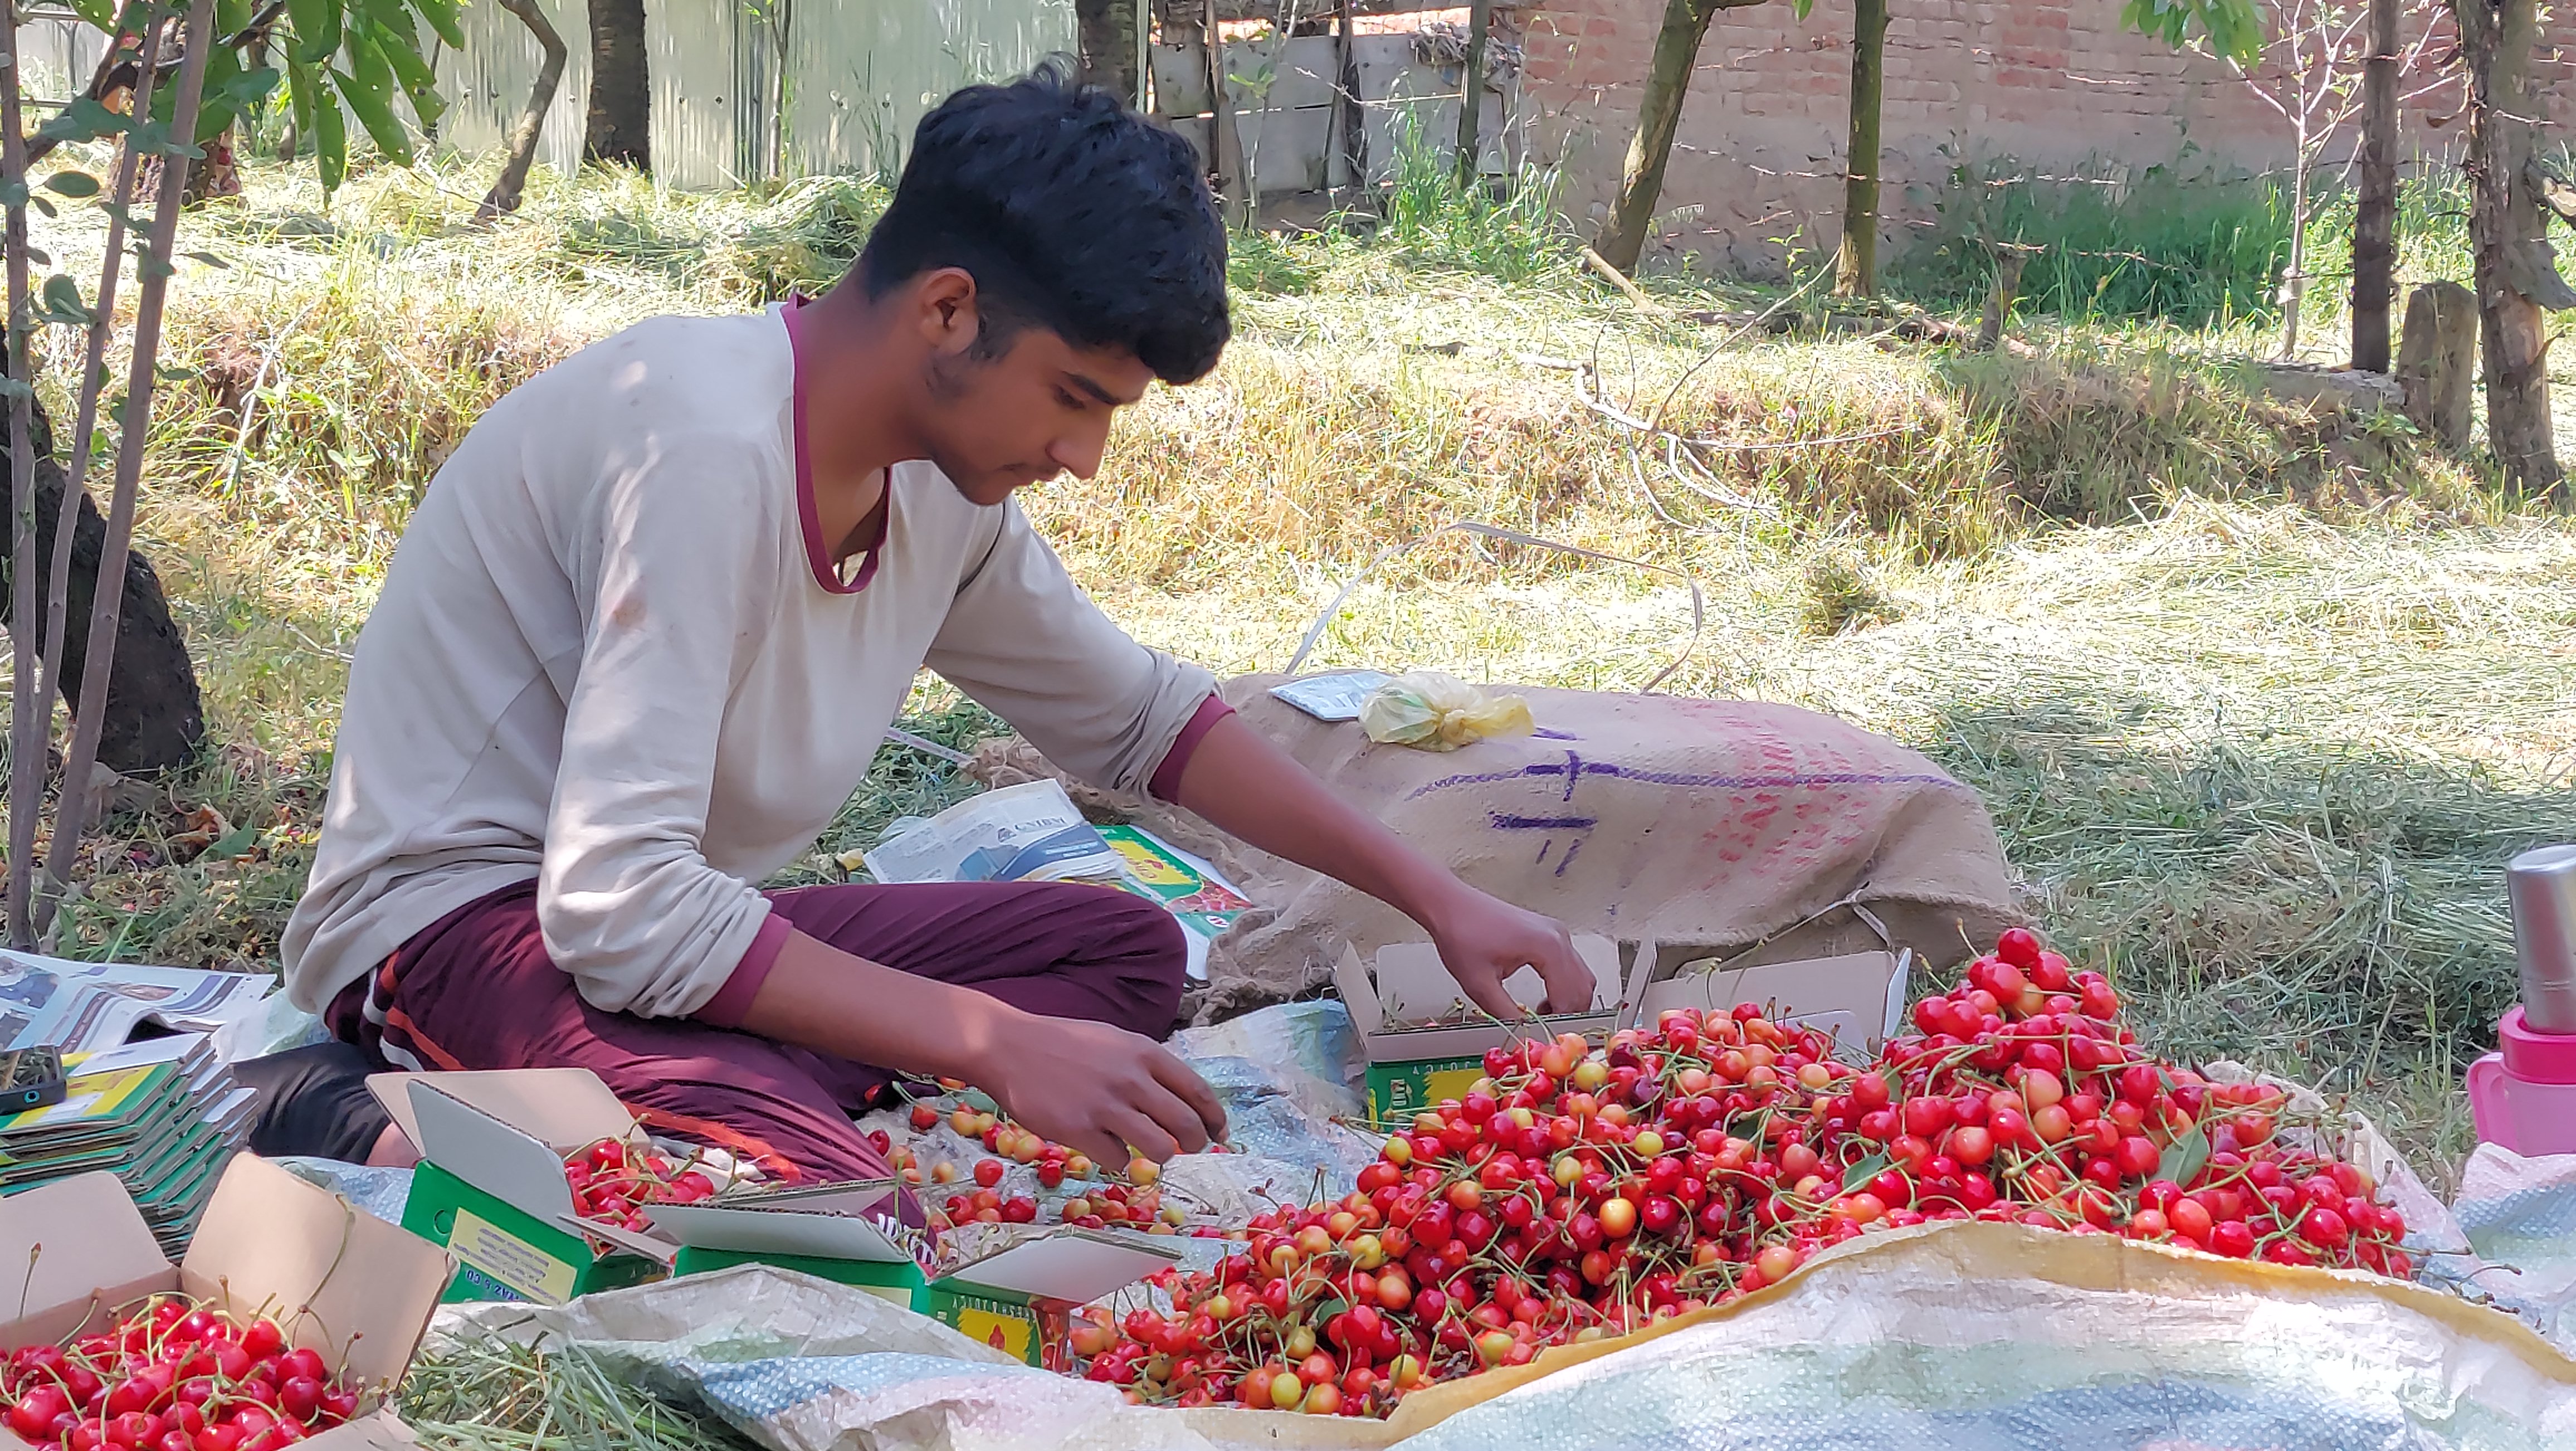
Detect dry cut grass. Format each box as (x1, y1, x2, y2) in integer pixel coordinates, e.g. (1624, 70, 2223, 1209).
(0, 153, 2567, 1184)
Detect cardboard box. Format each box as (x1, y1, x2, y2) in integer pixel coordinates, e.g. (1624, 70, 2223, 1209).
(653, 1194, 1183, 1369)
(0, 1155, 453, 1451)
(1621, 943, 1915, 1052)
(1334, 935, 1625, 1127)
(372, 1067, 1182, 1362)
(369, 1069, 683, 1305)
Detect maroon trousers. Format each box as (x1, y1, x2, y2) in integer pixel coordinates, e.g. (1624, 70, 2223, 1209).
(326, 879, 1189, 1182)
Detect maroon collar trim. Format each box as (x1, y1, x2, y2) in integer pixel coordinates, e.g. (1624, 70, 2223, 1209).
(783, 295, 887, 596)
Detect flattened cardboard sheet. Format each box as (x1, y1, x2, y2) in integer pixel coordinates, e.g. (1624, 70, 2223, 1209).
(939, 1229, 1183, 1304)
(365, 1069, 635, 1155)
(1334, 934, 1623, 1061)
(1624, 946, 1913, 1050)
(647, 1198, 910, 1264)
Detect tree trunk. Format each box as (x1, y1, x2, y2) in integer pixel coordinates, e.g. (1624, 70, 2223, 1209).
(1076, 0, 1139, 101)
(2456, 0, 2567, 490)
(1335, 0, 1365, 196)
(2399, 279, 2478, 448)
(1597, 0, 1761, 274)
(1203, 0, 1247, 227)
(480, 0, 569, 218)
(2351, 0, 2398, 372)
(583, 0, 651, 171)
(1455, 0, 1491, 188)
(0, 405, 204, 777)
(1833, 0, 1886, 297)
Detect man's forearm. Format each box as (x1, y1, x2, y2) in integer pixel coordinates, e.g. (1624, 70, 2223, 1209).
(1170, 714, 1466, 931)
(736, 929, 1023, 1082)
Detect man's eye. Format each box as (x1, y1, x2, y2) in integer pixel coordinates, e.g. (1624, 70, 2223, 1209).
(1055, 389, 1084, 409)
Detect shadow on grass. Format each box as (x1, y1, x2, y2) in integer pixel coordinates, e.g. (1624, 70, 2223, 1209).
(1917, 689, 2576, 1184)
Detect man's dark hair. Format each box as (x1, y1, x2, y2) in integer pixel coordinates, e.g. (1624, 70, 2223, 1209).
(856, 66, 1230, 386)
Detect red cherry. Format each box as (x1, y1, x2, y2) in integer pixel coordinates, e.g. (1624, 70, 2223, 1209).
(238, 1323, 285, 1363)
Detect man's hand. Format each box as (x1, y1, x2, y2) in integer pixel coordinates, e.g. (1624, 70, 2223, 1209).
(744, 932, 1226, 1170)
(973, 1011, 1228, 1169)
(1423, 881, 1595, 1018)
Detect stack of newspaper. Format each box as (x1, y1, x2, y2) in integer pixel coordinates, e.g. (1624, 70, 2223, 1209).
(863, 781, 1255, 983)
(0, 953, 271, 1252)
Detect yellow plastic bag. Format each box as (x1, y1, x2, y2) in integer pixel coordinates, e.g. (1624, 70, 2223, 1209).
(1357, 671, 1535, 752)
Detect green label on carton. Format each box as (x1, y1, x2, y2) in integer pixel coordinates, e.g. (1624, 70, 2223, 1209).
(450, 1206, 578, 1304)
(1367, 1056, 1487, 1128)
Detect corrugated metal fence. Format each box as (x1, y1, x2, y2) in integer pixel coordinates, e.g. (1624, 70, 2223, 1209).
(1151, 30, 1517, 196)
(13, 0, 1517, 195)
(437, 0, 1079, 189)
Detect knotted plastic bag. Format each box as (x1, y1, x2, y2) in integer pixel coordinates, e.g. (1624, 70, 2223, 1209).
(1357, 671, 1535, 751)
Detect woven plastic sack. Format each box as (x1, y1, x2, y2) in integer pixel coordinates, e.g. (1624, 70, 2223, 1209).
(1355, 672, 1533, 752)
(417, 1225, 2576, 1451)
(1382, 1220, 2576, 1450)
(2447, 1142, 2576, 1355)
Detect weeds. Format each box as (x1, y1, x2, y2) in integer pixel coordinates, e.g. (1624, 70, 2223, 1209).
(1798, 549, 1904, 636)
(1368, 118, 1576, 285)
(1896, 154, 2295, 326)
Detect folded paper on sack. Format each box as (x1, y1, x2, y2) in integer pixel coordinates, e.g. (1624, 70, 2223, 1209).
(1358, 672, 1535, 752)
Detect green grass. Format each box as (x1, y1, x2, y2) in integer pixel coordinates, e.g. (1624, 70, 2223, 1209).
(0, 150, 2567, 1191)
(1892, 154, 2296, 327)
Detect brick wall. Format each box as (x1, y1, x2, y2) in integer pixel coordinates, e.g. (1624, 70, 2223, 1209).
(1516, 0, 2575, 274)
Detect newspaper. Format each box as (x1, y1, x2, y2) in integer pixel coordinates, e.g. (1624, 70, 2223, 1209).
(863, 780, 1139, 890)
(862, 781, 1256, 982)
(0, 951, 276, 1058)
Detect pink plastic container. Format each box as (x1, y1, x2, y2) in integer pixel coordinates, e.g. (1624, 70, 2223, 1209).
(2466, 1006, 2576, 1156)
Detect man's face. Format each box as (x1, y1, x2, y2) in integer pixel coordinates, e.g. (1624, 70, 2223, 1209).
(915, 310, 1157, 507)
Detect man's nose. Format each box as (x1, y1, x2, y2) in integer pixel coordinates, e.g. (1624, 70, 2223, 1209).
(1048, 420, 1111, 481)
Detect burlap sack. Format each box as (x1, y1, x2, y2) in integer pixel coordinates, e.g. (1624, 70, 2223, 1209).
(968, 674, 2022, 1021)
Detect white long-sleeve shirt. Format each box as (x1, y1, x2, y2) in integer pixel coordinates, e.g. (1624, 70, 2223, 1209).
(280, 301, 1216, 1019)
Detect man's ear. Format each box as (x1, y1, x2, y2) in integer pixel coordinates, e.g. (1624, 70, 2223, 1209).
(912, 267, 982, 358)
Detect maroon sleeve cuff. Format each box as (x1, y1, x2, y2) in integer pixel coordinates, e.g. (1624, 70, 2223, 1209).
(695, 909, 793, 1028)
(1148, 695, 1235, 802)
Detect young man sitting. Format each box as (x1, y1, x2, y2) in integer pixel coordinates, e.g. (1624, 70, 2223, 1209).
(278, 69, 1591, 1183)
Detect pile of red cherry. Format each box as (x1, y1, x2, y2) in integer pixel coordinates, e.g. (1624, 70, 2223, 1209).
(1079, 928, 2413, 1416)
(561, 1137, 717, 1234)
(2, 1298, 360, 1451)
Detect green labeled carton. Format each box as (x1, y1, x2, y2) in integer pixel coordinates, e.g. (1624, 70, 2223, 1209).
(371, 1067, 1182, 1368)
(368, 1067, 696, 1305)
(653, 1195, 1180, 1370)
(1333, 933, 1624, 1128)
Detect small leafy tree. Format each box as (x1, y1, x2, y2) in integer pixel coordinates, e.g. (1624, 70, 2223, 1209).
(2192, 0, 2442, 360)
(3, 0, 226, 947)
(38, 0, 460, 197)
